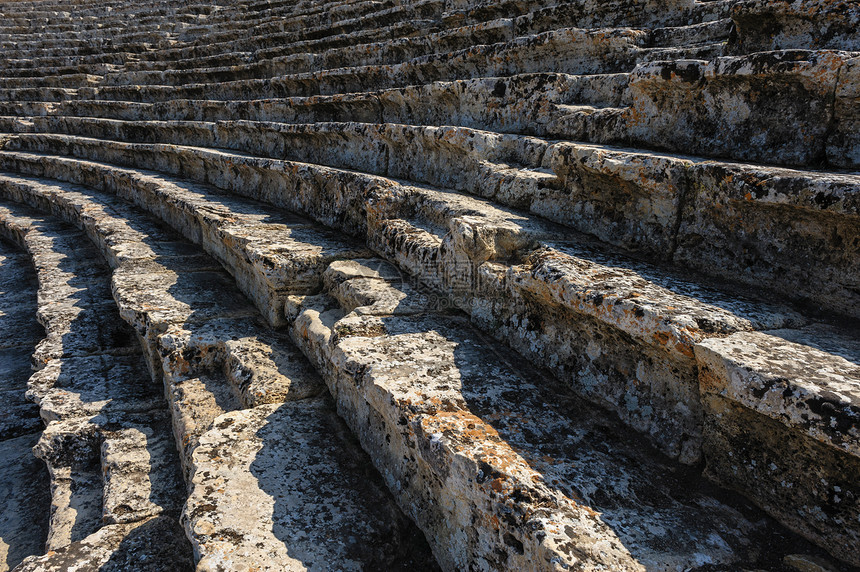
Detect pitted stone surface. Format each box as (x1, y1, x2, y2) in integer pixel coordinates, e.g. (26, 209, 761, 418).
(0, 433, 50, 572)
(0, 0, 858, 569)
(185, 400, 435, 572)
(13, 516, 194, 572)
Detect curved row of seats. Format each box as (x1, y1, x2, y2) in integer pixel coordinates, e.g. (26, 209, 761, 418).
(0, 176, 436, 570)
(0, 0, 858, 569)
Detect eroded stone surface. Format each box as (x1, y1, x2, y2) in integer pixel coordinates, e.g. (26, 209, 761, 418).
(696, 327, 860, 565)
(0, 434, 50, 572)
(1, 0, 859, 569)
(185, 400, 434, 572)
(13, 516, 194, 572)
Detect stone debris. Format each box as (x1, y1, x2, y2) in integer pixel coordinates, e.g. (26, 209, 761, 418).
(0, 0, 857, 570)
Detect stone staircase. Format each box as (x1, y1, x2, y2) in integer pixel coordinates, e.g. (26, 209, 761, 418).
(0, 0, 857, 570)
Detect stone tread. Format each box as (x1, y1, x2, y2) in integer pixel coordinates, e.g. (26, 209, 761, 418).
(2, 0, 859, 568)
(3, 117, 855, 315)
(287, 258, 831, 569)
(0, 156, 852, 568)
(0, 170, 438, 570)
(1, 142, 855, 466)
(0, 238, 42, 440)
(0, 433, 50, 572)
(0, 199, 189, 560)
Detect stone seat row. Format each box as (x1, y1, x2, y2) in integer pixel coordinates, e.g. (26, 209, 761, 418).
(0, 133, 855, 565)
(0, 0, 727, 75)
(0, 229, 50, 571)
(0, 178, 438, 571)
(0, 2, 726, 83)
(0, 201, 193, 570)
(0, 165, 849, 570)
(1, 99, 856, 315)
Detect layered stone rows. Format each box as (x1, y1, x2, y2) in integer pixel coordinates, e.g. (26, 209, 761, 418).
(0, 175, 436, 571)
(0, 0, 858, 569)
(0, 200, 194, 570)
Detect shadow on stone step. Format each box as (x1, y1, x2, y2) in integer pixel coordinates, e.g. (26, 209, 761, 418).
(241, 400, 440, 570)
(348, 310, 844, 569)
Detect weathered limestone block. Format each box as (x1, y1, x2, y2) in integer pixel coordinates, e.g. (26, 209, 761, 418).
(547, 142, 684, 256)
(828, 55, 860, 168)
(0, 433, 49, 572)
(289, 279, 807, 569)
(731, 0, 860, 52)
(26, 354, 162, 422)
(13, 516, 194, 572)
(620, 51, 852, 167)
(184, 400, 434, 572)
(101, 421, 186, 525)
(158, 318, 324, 407)
(33, 417, 105, 551)
(111, 264, 258, 356)
(674, 161, 860, 318)
(2, 141, 823, 463)
(696, 328, 860, 566)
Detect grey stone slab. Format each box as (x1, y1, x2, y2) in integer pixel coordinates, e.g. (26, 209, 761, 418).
(185, 399, 435, 571)
(0, 433, 49, 572)
(13, 516, 194, 572)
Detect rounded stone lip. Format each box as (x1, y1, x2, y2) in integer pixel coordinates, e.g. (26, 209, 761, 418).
(1, 0, 859, 568)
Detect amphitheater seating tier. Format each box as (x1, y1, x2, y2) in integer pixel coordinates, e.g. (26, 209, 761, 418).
(0, 0, 857, 570)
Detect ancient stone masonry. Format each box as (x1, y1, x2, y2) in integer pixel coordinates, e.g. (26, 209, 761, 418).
(0, 0, 857, 570)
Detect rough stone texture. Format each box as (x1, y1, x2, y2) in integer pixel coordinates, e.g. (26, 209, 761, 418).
(0, 0, 858, 569)
(0, 433, 50, 572)
(288, 270, 821, 570)
(13, 516, 195, 572)
(0, 171, 437, 569)
(0, 237, 42, 441)
(731, 0, 860, 52)
(0, 198, 194, 566)
(185, 400, 432, 571)
(696, 327, 860, 563)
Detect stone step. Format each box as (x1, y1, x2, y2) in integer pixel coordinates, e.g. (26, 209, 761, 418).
(0, 12, 729, 91)
(0, 143, 812, 457)
(1, 165, 849, 570)
(0, 199, 188, 558)
(85, 3, 733, 87)
(0, 27, 658, 96)
(0, 433, 50, 572)
(0, 237, 42, 441)
(0, 236, 49, 572)
(551, 50, 860, 169)
(0, 172, 440, 570)
(286, 256, 837, 569)
(0, 0, 427, 66)
(13, 516, 194, 572)
(1, 147, 857, 567)
(6, 47, 855, 169)
(730, 0, 860, 53)
(696, 324, 860, 565)
(3, 124, 857, 321)
(185, 398, 437, 570)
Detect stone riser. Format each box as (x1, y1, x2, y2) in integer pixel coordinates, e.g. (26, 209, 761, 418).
(2, 121, 856, 320)
(0, 173, 439, 571)
(2, 145, 858, 569)
(0, 233, 50, 572)
(1, 145, 852, 564)
(0, 168, 844, 571)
